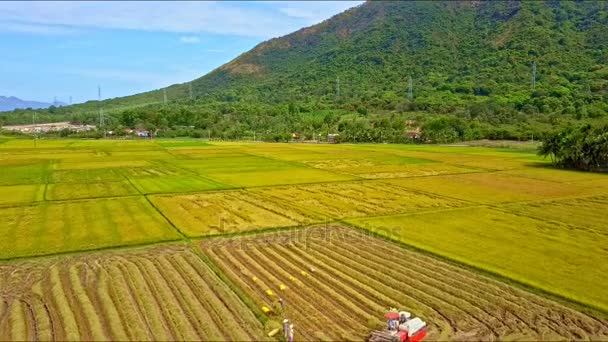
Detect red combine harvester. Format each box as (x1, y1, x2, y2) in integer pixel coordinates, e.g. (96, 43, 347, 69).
(369, 310, 427, 342)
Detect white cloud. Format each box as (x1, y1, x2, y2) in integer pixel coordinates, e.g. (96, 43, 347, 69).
(0, 1, 363, 38)
(179, 36, 200, 44)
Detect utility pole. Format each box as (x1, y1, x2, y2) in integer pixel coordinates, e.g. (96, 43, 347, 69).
(189, 82, 193, 100)
(407, 75, 413, 100)
(532, 61, 536, 90)
(69, 96, 72, 105)
(32, 112, 37, 148)
(336, 76, 340, 102)
(163, 88, 168, 105)
(53, 96, 57, 106)
(98, 85, 105, 138)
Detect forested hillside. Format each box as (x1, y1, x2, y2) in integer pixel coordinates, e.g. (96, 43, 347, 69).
(3, 0, 608, 142)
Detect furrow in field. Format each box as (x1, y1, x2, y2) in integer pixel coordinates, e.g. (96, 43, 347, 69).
(49, 266, 80, 340)
(264, 244, 384, 332)
(94, 266, 129, 340)
(242, 245, 362, 340)
(133, 257, 200, 340)
(0, 301, 11, 340)
(59, 265, 97, 340)
(209, 244, 326, 340)
(8, 300, 27, 340)
(210, 245, 320, 341)
(115, 258, 174, 340)
(298, 240, 457, 336)
(259, 243, 382, 321)
(105, 264, 152, 340)
(0, 299, 7, 327)
(286, 241, 477, 338)
(152, 255, 217, 340)
(30, 295, 54, 341)
(178, 251, 266, 341)
(163, 254, 230, 340)
(166, 253, 249, 341)
(68, 264, 108, 340)
(20, 299, 40, 341)
(352, 249, 557, 336)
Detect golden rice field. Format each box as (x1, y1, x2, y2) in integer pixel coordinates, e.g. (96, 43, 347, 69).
(0, 137, 607, 341)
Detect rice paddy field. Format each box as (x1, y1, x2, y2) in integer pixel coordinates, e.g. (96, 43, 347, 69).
(0, 137, 607, 341)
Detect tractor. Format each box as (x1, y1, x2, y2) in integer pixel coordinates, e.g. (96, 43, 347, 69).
(369, 310, 427, 342)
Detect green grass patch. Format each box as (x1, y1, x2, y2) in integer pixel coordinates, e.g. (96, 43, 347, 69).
(128, 175, 232, 194)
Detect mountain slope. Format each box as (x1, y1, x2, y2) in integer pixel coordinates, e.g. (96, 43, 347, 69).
(4, 1, 608, 140)
(190, 0, 607, 109)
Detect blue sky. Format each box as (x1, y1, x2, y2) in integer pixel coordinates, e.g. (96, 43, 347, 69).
(0, 1, 362, 104)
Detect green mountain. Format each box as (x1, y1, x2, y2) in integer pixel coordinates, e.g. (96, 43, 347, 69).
(3, 0, 608, 142)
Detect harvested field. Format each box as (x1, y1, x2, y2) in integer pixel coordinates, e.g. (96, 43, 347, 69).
(0, 245, 266, 341)
(0, 197, 180, 259)
(150, 191, 316, 237)
(201, 226, 608, 341)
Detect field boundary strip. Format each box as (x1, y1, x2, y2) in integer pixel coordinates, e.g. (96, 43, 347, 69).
(0, 237, 184, 263)
(338, 220, 608, 318)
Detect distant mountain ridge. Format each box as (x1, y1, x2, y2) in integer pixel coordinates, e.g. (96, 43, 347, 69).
(0, 96, 66, 112)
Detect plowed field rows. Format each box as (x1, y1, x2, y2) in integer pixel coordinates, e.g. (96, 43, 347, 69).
(0, 245, 266, 341)
(201, 226, 608, 341)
